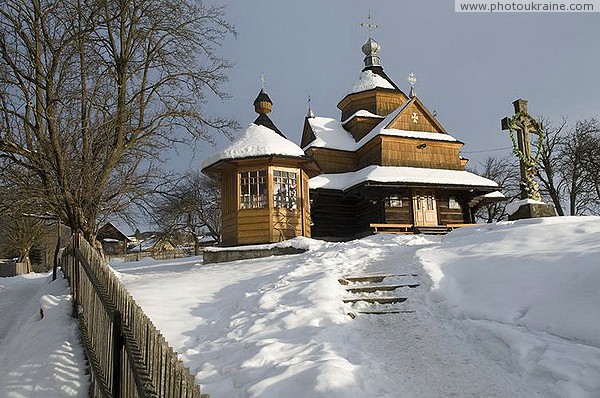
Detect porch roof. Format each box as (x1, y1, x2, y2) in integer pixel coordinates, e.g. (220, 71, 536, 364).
(309, 165, 499, 192)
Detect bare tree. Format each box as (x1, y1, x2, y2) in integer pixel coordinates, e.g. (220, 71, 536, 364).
(0, 210, 45, 273)
(536, 118, 567, 215)
(472, 156, 520, 223)
(152, 170, 220, 254)
(536, 117, 600, 215)
(0, 0, 235, 241)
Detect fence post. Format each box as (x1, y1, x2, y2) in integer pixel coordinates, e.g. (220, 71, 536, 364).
(112, 310, 124, 398)
(72, 233, 80, 318)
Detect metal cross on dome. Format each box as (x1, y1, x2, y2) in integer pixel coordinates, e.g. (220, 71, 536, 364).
(360, 13, 378, 38)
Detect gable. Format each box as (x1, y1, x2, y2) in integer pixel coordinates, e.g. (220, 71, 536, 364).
(386, 98, 447, 134)
(301, 118, 317, 149)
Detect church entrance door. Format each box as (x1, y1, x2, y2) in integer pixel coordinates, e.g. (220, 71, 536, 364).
(412, 189, 438, 226)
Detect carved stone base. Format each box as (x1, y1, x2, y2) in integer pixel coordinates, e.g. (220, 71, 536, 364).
(508, 202, 556, 221)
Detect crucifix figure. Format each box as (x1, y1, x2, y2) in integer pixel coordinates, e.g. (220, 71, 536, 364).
(501, 99, 544, 200)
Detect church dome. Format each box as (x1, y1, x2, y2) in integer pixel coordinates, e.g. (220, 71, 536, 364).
(362, 37, 380, 57)
(361, 37, 381, 68)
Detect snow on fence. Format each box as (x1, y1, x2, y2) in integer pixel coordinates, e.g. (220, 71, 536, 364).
(0, 260, 28, 277)
(61, 233, 208, 398)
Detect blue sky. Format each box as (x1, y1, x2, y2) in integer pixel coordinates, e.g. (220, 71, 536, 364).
(169, 0, 600, 172)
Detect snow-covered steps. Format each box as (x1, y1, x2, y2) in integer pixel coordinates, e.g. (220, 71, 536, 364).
(345, 284, 419, 293)
(343, 296, 408, 304)
(341, 273, 421, 316)
(338, 273, 418, 285)
(413, 226, 449, 235)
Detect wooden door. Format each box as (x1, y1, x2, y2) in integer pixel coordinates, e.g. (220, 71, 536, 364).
(412, 189, 438, 226)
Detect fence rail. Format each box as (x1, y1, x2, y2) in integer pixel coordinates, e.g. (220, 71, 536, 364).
(61, 233, 208, 398)
(0, 261, 28, 277)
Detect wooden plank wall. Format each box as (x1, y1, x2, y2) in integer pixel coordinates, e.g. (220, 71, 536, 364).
(338, 90, 408, 123)
(310, 191, 357, 239)
(61, 234, 208, 398)
(383, 191, 413, 224)
(381, 137, 464, 170)
(357, 137, 383, 169)
(436, 191, 470, 224)
(0, 261, 28, 277)
(308, 148, 356, 174)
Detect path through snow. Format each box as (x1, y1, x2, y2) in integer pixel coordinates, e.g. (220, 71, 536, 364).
(0, 274, 46, 344)
(113, 228, 586, 397)
(0, 274, 88, 397)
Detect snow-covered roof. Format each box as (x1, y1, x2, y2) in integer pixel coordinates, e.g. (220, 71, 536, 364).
(347, 70, 395, 95)
(202, 123, 305, 169)
(303, 117, 356, 151)
(309, 165, 499, 191)
(304, 111, 459, 153)
(484, 191, 506, 198)
(341, 109, 384, 125)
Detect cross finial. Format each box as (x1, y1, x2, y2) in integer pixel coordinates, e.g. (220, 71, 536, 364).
(408, 72, 417, 98)
(259, 74, 266, 90)
(360, 13, 378, 38)
(407, 72, 417, 87)
(306, 95, 315, 118)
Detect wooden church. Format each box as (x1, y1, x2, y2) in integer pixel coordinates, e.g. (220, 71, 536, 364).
(202, 90, 319, 246)
(301, 35, 501, 239)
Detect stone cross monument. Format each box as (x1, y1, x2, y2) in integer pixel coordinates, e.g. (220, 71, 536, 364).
(501, 99, 543, 200)
(501, 99, 555, 220)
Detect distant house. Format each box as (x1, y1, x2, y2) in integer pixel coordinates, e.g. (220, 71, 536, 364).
(129, 234, 176, 253)
(97, 222, 132, 255)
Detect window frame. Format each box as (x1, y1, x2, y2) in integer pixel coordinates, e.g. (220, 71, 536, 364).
(239, 169, 268, 210)
(272, 168, 299, 210)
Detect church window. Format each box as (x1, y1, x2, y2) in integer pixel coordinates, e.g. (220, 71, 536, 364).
(273, 170, 297, 209)
(449, 197, 461, 209)
(240, 170, 267, 209)
(385, 196, 403, 208)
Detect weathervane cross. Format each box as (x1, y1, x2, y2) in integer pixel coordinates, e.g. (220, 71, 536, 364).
(360, 13, 378, 37)
(259, 74, 266, 90)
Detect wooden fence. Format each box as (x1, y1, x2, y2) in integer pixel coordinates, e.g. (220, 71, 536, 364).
(0, 260, 29, 277)
(61, 233, 208, 398)
(110, 250, 191, 263)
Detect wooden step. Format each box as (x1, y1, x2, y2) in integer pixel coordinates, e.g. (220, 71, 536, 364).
(345, 284, 419, 293)
(342, 297, 408, 304)
(414, 226, 449, 235)
(358, 310, 415, 315)
(339, 273, 418, 285)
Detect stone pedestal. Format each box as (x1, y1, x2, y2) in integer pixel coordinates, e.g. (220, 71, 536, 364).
(508, 202, 556, 221)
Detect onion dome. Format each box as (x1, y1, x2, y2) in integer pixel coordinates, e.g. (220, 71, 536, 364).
(362, 37, 381, 68)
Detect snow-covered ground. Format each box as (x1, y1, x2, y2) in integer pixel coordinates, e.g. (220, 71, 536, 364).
(0, 274, 87, 397)
(111, 216, 600, 397)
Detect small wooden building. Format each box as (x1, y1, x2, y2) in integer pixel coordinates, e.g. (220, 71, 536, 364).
(302, 36, 502, 239)
(97, 222, 132, 255)
(202, 90, 319, 246)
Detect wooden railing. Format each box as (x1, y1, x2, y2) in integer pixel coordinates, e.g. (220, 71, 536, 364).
(61, 233, 208, 398)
